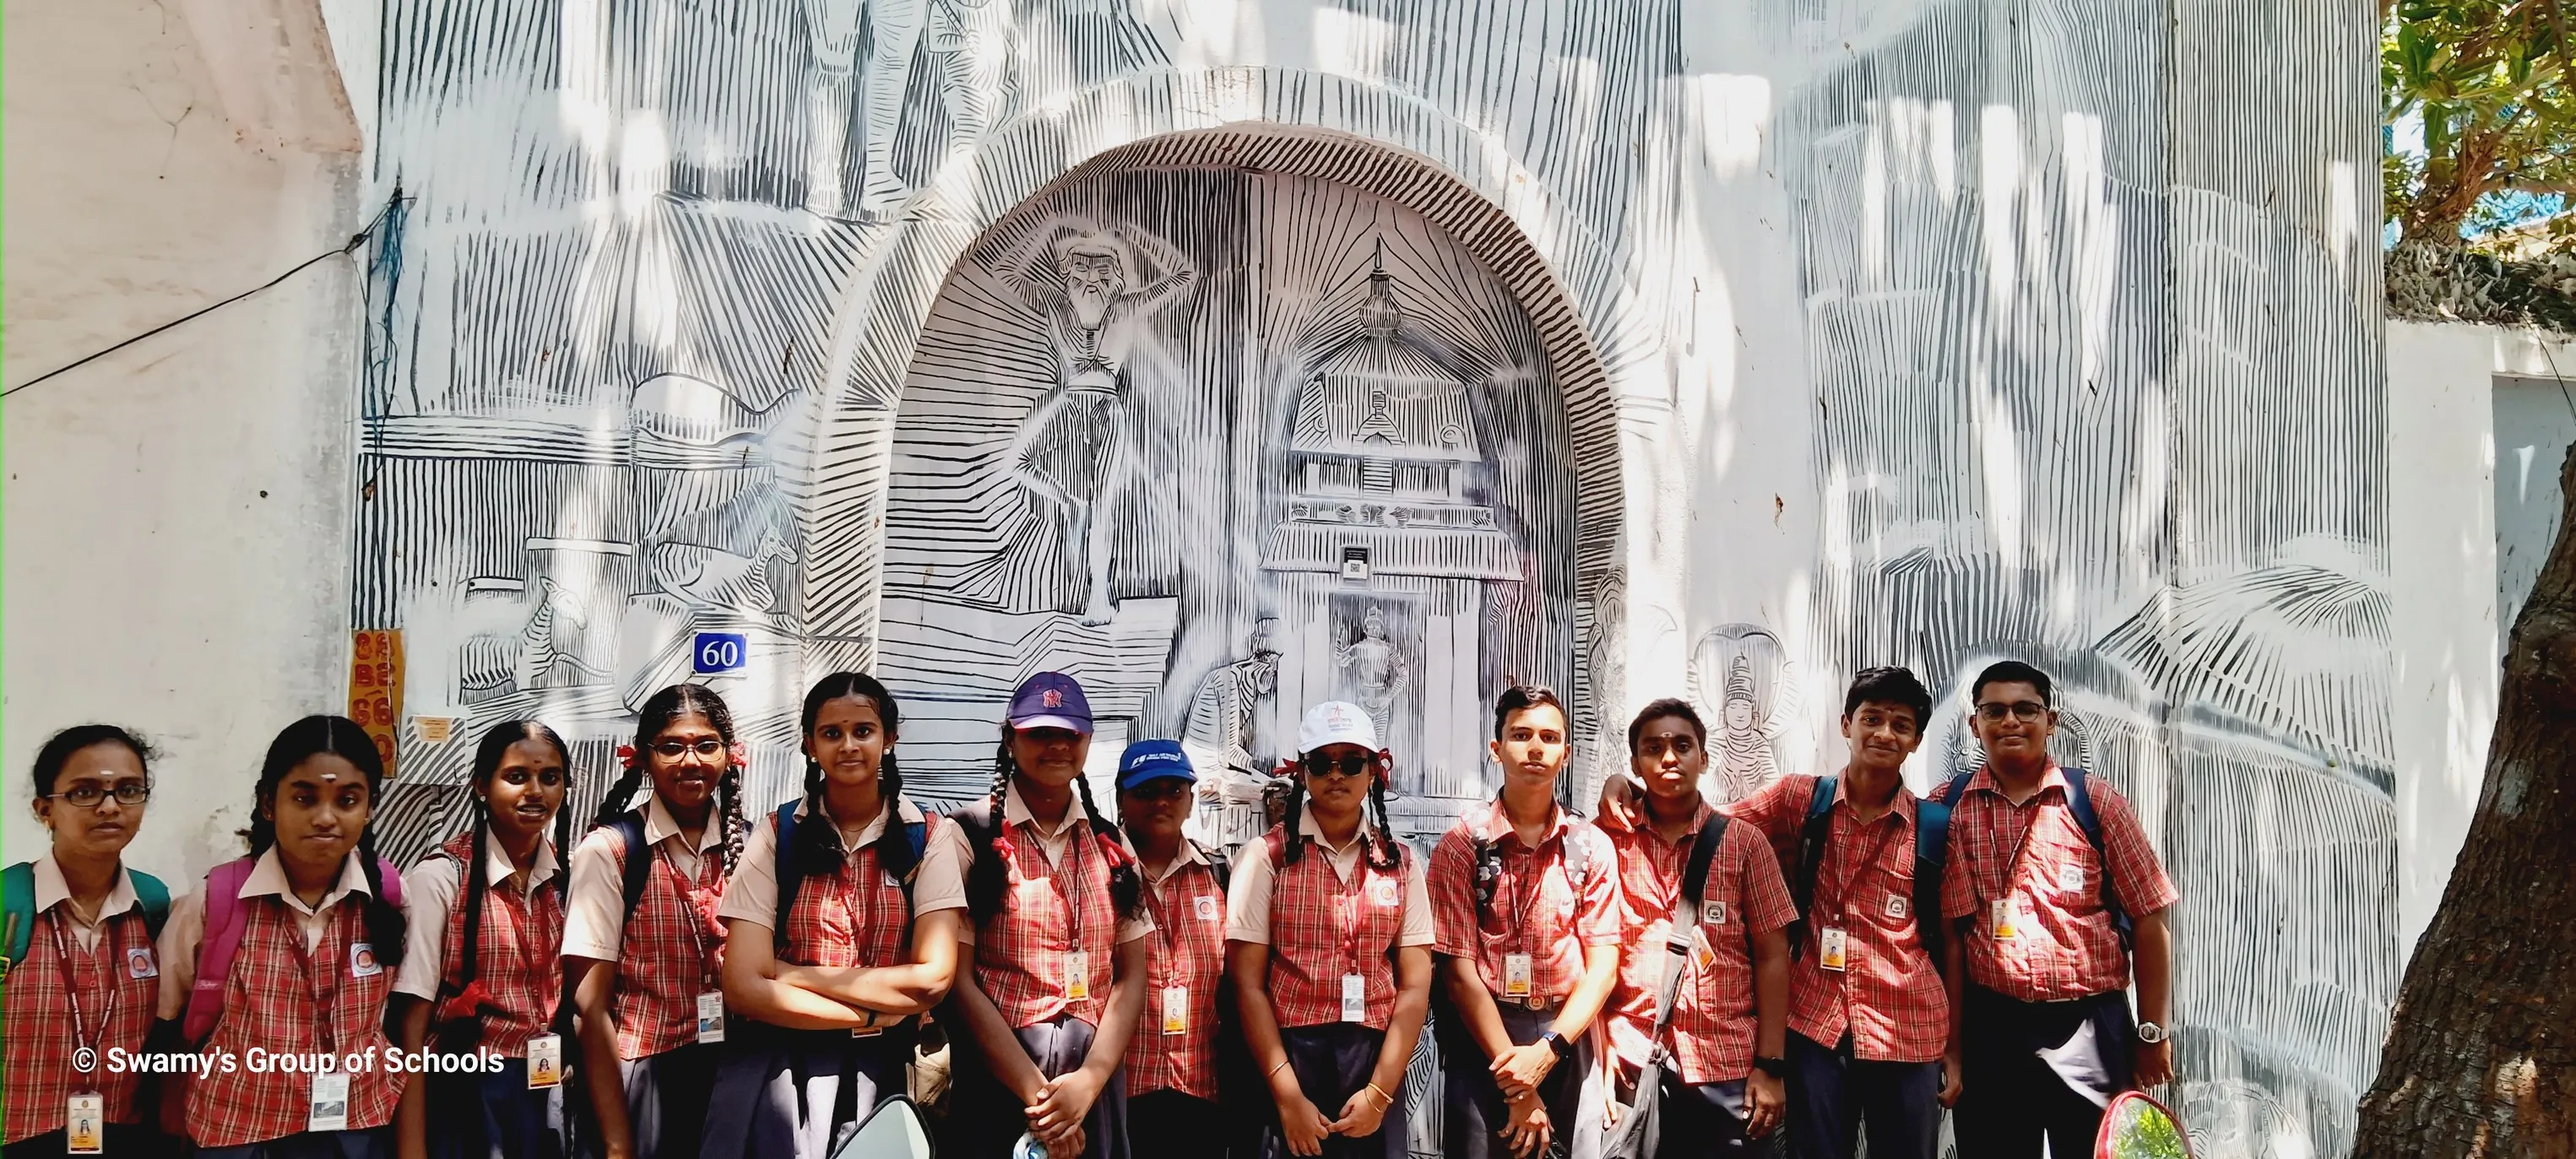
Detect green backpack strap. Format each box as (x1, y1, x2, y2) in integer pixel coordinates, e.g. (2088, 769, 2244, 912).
(130, 869, 172, 941)
(3, 862, 35, 978)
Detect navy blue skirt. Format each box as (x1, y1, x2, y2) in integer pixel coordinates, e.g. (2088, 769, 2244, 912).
(426, 1057, 564, 1159)
(699, 1023, 912, 1159)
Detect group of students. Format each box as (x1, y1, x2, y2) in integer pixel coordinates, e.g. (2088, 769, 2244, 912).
(1, 658, 2175, 1159)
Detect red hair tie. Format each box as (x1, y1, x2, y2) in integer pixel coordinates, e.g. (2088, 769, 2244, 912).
(436, 979, 495, 1023)
(616, 745, 638, 769)
(728, 741, 751, 768)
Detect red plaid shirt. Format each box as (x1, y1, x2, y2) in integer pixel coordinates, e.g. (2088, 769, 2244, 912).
(591, 825, 729, 1059)
(1939, 766, 2179, 1002)
(3, 908, 157, 1140)
(973, 817, 1125, 1028)
(1429, 802, 1622, 1003)
(1724, 775, 1948, 1062)
(1123, 848, 1226, 1098)
(431, 834, 565, 1057)
(1598, 810, 1797, 1086)
(1261, 829, 1412, 1030)
(775, 815, 918, 971)
(188, 897, 404, 1147)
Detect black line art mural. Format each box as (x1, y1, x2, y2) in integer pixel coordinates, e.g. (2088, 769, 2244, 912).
(347, 2, 2386, 1154)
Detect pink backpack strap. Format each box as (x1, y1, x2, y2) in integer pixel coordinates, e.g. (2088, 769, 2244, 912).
(179, 854, 404, 1043)
(182, 857, 259, 1044)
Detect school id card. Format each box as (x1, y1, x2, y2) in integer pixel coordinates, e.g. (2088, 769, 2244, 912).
(66, 1092, 103, 1155)
(696, 991, 727, 1044)
(525, 1034, 562, 1089)
(308, 1070, 350, 1132)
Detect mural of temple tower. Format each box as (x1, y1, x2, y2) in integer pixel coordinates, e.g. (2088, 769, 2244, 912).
(1264, 242, 1522, 806)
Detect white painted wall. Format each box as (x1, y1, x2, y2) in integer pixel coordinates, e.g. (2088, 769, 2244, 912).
(3, 0, 364, 883)
(2382, 320, 2576, 959)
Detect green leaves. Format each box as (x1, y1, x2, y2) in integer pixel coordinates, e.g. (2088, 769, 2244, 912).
(2385, 0, 2576, 247)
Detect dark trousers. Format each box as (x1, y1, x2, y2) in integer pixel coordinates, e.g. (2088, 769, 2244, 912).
(1267, 1023, 1407, 1159)
(5, 1124, 176, 1158)
(1953, 987, 2134, 1159)
(427, 1058, 565, 1159)
(945, 1015, 1131, 1159)
(1655, 1078, 1774, 1158)
(193, 1127, 395, 1159)
(1440, 1005, 1603, 1159)
(1128, 1091, 1223, 1159)
(616, 1043, 720, 1159)
(1785, 1032, 1940, 1159)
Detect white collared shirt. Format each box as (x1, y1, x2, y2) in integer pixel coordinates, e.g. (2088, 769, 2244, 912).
(717, 795, 930, 928)
(561, 793, 729, 962)
(393, 827, 563, 1001)
(31, 854, 144, 954)
(155, 848, 379, 1021)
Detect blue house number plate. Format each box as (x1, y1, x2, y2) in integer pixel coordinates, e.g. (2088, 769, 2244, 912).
(693, 632, 748, 674)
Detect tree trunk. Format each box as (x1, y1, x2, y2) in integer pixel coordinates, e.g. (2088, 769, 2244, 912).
(2354, 447, 2576, 1156)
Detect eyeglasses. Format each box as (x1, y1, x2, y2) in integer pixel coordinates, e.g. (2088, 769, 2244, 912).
(1974, 701, 2049, 723)
(50, 783, 152, 809)
(1301, 754, 1376, 780)
(651, 739, 727, 759)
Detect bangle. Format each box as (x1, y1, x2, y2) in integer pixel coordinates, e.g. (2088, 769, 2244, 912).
(1364, 1082, 1394, 1110)
(1269, 1059, 1293, 1080)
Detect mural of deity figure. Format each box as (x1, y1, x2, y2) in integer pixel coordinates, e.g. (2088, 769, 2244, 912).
(1184, 619, 1283, 847)
(1336, 604, 1411, 745)
(857, 0, 1008, 214)
(1711, 656, 1781, 799)
(1689, 623, 1798, 802)
(990, 219, 1197, 623)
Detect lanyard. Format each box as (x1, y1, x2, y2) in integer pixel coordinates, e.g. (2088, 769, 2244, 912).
(46, 911, 117, 1059)
(1328, 847, 1375, 977)
(1495, 812, 1559, 957)
(656, 846, 716, 987)
(1141, 867, 1190, 989)
(279, 901, 344, 1055)
(1823, 804, 1906, 923)
(1982, 784, 2058, 909)
(1040, 820, 1092, 956)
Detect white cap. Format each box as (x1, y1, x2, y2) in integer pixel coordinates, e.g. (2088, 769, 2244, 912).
(1298, 701, 1380, 754)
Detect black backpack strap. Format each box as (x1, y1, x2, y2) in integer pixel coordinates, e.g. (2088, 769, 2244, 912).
(2059, 769, 2133, 951)
(1681, 812, 1744, 957)
(1198, 840, 1231, 896)
(773, 801, 804, 956)
(1787, 776, 1838, 960)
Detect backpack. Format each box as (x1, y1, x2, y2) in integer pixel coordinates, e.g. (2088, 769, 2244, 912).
(1788, 776, 1952, 973)
(772, 799, 930, 956)
(1934, 766, 2130, 950)
(1, 861, 173, 983)
(183, 853, 405, 1045)
(1471, 808, 1600, 917)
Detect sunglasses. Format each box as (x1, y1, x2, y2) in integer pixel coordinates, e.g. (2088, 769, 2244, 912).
(1301, 753, 1377, 780)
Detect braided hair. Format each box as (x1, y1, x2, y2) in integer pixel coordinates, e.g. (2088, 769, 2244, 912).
(1277, 753, 1405, 873)
(241, 715, 405, 968)
(438, 720, 570, 1050)
(595, 684, 744, 875)
(793, 673, 919, 883)
(965, 726, 1142, 923)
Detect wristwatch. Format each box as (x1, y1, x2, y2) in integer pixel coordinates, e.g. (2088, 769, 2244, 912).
(1753, 1055, 1788, 1078)
(2136, 1021, 2170, 1044)
(1538, 1031, 1575, 1061)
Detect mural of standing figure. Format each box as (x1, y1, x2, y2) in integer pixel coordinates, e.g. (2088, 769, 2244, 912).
(990, 218, 1198, 623)
(1711, 655, 1780, 799)
(1182, 619, 1283, 846)
(858, 0, 1007, 214)
(1335, 604, 1411, 744)
(1689, 623, 1798, 801)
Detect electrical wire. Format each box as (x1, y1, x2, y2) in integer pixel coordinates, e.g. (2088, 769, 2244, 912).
(3, 194, 404, 400)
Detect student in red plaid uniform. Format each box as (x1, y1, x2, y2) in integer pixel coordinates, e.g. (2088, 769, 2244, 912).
(1720, 669, 1958, 1159)
(1226, 702, 1434, 1159)
(1597, 699, 1796, 1157)
(1429, 686, 1624, 1159)
(153, 716, 414, 1158)
(702, 673, 964, 1159)
(562, 685, 746, 1159)
(1939, 662, 2180, 1158)
(4, 726, 174, 1159)
(1108, 739, 1239, 1159)
(915, 673, 1151, 1159)
(391, 721, 574, 1159)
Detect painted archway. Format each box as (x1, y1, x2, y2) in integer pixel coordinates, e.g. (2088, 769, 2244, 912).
(797, 112, 1637, 810)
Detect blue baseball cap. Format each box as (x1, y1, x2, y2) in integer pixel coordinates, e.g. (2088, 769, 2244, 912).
(1006, 671, 1093, 734)
(1114, 739, 1197, 791)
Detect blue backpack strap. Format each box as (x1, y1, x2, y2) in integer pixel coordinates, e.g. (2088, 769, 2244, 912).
(1787, 776, 1838, 960)
(130, 869, 172, 941)
(1935, 769, 1977, 808)
(1912, 798, 1952, 974)
(2, 862, 35, 978)
(773, 800, 805, 951)
(2059, 769, 2133, 950)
